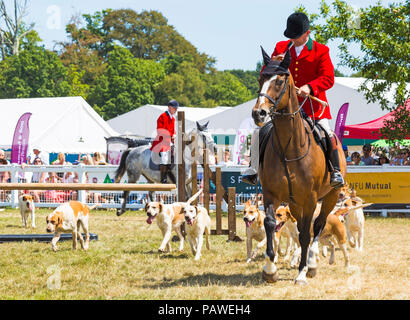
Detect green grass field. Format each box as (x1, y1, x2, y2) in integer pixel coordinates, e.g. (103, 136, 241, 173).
(0, 207, 409, 300)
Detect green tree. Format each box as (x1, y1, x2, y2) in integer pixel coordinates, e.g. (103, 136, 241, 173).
(155, 61, 206, 107)
(225, 69, 259, 98)
(299, 0, 409, 140)
(204, 71, 253, 106)
(88, 46, 165, 119)
(0, 46, 71, 98)
(83, 9, 216, 73)
(67, 65, 90, 99)
(58, 15, 106, 87)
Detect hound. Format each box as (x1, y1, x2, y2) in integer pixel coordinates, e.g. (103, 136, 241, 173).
(144, 201, 186, 252)
(243, 200, 267, 263)
(46, 201, 97, 252)
(183, 204, 211, 261)
(18, 194, 35, 228)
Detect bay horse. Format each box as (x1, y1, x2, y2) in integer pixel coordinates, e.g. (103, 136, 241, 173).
(252, 48, 346, 285)
(114, 121, 217, 216)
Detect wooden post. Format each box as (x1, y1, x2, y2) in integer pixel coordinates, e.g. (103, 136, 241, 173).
(215, 167, 222, 235)
(191, 135, 198, 206)
(177, 111, 186, 202)
(228, 187, 242, 242)
(203, 148, 209, 214)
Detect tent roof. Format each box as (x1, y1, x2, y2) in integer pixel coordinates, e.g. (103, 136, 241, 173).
(0, 97, 118, 153)
(107, 104, 231, 137)
(343, 98, 410, 140)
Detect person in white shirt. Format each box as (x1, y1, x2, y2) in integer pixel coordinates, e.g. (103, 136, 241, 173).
(218, 150, 234, 166)
(28, 147, 49, 165)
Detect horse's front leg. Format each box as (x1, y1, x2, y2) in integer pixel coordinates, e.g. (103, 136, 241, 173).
(262, 204, 279, 283)
(295, 216, 312, 285)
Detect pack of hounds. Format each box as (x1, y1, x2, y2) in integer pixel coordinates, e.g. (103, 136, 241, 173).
(244, 183, 371, 268)
(17, 184, 370, 265)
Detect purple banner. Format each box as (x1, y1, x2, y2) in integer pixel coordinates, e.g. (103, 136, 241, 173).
(11, 112, 32, 164)
(334, 103, 349, 143)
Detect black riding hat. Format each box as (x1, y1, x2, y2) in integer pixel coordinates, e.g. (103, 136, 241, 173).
(168, 100, 179, 108)
(284, 12, 310, 39)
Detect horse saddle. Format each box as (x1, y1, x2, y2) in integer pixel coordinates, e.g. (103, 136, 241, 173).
(305, 120, 329, 155)
(258, 119, 330, 165)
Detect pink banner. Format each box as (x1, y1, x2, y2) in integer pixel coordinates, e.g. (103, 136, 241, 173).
(334, 103, 349, 143)
(11, 112, 32, 164)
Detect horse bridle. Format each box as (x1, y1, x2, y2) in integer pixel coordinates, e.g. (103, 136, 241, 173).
(258, 75, 308, 119)
(258, 76, 290, 118)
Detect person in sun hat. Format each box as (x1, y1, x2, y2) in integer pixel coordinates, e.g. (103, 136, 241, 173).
(28, 146, 49, 165)
(242, 12, 344, 189)
(150, 100, 179, 183)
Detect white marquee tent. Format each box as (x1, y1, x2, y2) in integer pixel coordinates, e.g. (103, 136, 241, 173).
(0, 97, 118, 154)
(107, 104, 231, 138)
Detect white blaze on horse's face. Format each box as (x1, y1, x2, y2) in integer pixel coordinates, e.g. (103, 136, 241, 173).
(258, 75, 278, 111)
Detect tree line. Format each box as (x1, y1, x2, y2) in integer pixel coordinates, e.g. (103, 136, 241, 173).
(0, 6, 258, 120)
(0, 1, 408, 140)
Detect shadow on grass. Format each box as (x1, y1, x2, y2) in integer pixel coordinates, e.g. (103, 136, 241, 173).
(124, 249, 189, 260)
(141, 268, 297, 288)
(141, 271, 266, 288)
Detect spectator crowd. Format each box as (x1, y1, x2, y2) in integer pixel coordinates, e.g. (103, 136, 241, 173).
(344, 144, 410, 166)
(0, 147, 108, 203)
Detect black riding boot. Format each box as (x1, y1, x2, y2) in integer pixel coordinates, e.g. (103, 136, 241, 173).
(166, 164, 176, 184)
(328, 137, 345, 188)
(160, 164, 168, 184)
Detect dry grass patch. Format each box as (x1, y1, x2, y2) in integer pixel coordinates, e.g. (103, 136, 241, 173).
(0, 208, 408, 299)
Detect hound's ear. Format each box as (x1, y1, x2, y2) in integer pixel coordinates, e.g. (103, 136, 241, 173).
(279, 49, 291, 70)
(195, 206, 199, 214)
(57, 213, 63, 229)
(158, 203, 163, 212)
(245, 199, 252, 207)
(144, 202, 149, 212)
(261, 46, 271, 66)
(286, 209, 296, 223)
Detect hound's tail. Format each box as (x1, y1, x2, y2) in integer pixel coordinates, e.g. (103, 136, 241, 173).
(115, 149, 131, 183)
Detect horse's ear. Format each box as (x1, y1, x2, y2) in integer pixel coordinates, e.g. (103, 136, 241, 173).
(260, 46, 271, 66)
(196, 121, 201, 131)
(279, 49, 291, 70)
(204, 121, 209, 128)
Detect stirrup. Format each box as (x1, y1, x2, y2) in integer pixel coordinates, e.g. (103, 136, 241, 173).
(330, 171, 344, 188)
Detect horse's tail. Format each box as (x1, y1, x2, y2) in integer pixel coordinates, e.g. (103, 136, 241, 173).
(115, 149, 131, 183)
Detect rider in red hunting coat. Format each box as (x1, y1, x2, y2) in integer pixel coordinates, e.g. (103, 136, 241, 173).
(242, 12, 344, 188)
(151, 100, 179, 183)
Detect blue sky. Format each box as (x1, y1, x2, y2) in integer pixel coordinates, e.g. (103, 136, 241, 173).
(14, 0, 395, 74)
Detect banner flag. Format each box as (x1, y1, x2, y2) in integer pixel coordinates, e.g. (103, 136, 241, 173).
(11, 112, 32, 164)
(334, 103, 349, 143)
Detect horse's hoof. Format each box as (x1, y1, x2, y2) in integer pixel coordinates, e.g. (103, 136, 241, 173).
(306, 268, 317, 278)
(262, 270, 279, 283)
(294, 279, 308, 286)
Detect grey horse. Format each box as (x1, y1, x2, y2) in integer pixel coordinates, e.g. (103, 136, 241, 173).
(114, 121, 217, 216)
